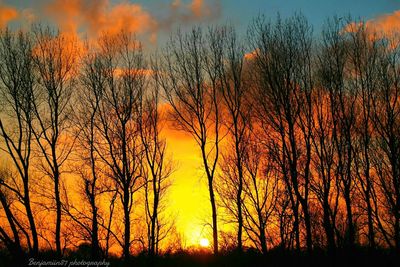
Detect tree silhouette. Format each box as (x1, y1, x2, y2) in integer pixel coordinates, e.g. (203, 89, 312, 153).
(30, 25, 79, 256)
(141, 59, 174, 256)
(249, 14, 315, 252)
(91, 31, 146, 260)
(159, 27, 223, 254)
(0, 29, 38, 256)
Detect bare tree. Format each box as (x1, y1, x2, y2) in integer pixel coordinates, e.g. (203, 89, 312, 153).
(140, 59, 174, 256)
(0, 29, 38, 255)
(30, 25, 78, 256)
(346, 22, 381, 248)
(93, 31, 146, 259)
(313, 48, 340, 253)
(217, 25, 250, 251)
(66, 43, 110, 259)
(0, 166, 24, 258)
(371, 34, 400, 251)
(159, 27, 222, 254)
(319, 17, 361, 248)
(249, 14, 314, 252)
(242, 139, 278, 254)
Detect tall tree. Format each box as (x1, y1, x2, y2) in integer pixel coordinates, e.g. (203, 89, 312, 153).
(347, 22, 379, 248)
(31, 26, 78, 256)
(318, 18, 358, 248)
(94, 31, 146, 259)
(140, 60, 174, 256)
(371, 34, 400, 251)
(70, 44, 108, 259)
(249, 14, 314, 252)
(313, 52, 340, 253)
(217, 26, 249, 251)
(160, 27, 222, 254)
(0, 29, 38, 255)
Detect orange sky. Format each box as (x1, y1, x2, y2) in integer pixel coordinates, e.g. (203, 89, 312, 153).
(163, 128, 213, 246)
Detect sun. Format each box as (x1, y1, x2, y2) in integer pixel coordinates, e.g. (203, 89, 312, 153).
(199, 238, 210, 248)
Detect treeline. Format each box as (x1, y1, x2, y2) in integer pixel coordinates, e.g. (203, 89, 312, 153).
(0, 25, 174, 260)
(0, 13, 399, 262)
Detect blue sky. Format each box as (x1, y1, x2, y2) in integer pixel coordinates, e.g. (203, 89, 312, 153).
(145, 0, 400, 44)
(103, 0, 399, 28)
(219, 0, 399, 31)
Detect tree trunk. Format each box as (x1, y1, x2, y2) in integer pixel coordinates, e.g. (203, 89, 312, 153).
(259, 226, 267, 254)
(91, 206, 100, 259)
(323, 198, 336, 254)
(209, 180, 218, 255)
(293, 201, 300, 251)
(123, 187, 131, 260)
(0, 193, 22, 254)
(302, 200, 313, 253)
(150, 175, 159, 257)
(54, 169, 62, 257)
(23, 167, 38, 255)
(365, 189, 375, 248)
(234, 122, 244, 252)
(236, 174, 243, 252)
(344, 190, 355, 248)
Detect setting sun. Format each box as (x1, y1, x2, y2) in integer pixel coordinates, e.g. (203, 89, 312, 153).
(199, 238, 210, 248)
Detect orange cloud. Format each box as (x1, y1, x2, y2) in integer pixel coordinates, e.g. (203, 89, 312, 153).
(46, 0, 157, 40)
(45, 0, 221, 43)
(345, 10, 400, 38)
(244, 49, 259, 61)
(0, 3, 18, 28)
(190, 0, 217, 18)
(366, 10, 400, 34)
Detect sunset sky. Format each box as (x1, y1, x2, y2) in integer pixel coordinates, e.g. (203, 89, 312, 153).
(2, 0, 400, 45)
(1, 0, 400, 248)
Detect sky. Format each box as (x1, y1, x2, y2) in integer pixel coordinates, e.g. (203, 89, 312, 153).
(1, 0, 400, 248)
(2, 0, 400, 47)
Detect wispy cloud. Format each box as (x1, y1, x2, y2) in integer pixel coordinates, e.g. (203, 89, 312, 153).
(161, 0, 221, 30)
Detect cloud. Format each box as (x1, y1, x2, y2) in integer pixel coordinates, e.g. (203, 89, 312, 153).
(190, 0, 218, 19)
(0, 3, 18, 28)
(163, 0, 221, 28)
(45, 0, 221, 43)
(244, 49, 258, 61)
(45, 0, 157, 40)
(345, 10, 400, 37)
(366, 10, 400, 34)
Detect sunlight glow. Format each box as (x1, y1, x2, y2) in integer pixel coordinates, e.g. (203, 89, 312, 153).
(199, 238, 210, 248)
